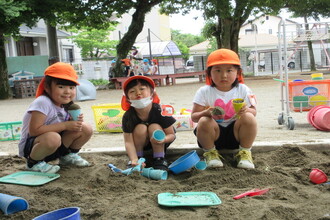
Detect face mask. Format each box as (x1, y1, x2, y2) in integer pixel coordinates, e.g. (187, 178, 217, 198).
(130, 96, 153, 109)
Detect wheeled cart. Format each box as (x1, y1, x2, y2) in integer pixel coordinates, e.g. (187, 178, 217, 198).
(277, 19, 330, 130)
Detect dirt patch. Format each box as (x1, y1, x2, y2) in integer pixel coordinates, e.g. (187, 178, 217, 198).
(1, 145, 329, 220)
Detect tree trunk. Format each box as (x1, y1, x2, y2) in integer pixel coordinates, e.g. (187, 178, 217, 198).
(304, 17, 316, 71)
(46, 22, 59, 60)
(115, 8, 148, 77)
(0, 32, 10, 99)
(216, 18, 240, 53)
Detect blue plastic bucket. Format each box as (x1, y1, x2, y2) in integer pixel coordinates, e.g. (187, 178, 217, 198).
(169, 150, 200, 174)
(33, 207, 80, 220)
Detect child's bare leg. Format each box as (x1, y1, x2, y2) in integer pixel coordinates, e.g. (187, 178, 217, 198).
(196, 117, 223, 167)
(147, 123, 163, 154)
(132, 124, 148, 154)
(196, 117, 219, 150)
(234, 112, 257, 149)
(62, 122, 93, 151)
(234, 112, 257, 169)
(30, 132, 61, 160)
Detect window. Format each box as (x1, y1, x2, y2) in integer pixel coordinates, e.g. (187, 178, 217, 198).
(266, 16, 269, 20)
(269, 29, 272, 34)
(16, 37, 34, 56)
(63, 48, 74, 63)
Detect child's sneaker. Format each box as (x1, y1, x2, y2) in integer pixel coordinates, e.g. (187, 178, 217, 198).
(60, 153, 90, 167)
(203, 149, 223, 168)
(236, 150, 255, 169)
(26, 161, 60, 174)
(153, 157, 168, 170)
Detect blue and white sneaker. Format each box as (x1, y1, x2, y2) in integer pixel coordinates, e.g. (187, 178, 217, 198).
(26, 161, 60, 174)
(60, 153, 90, 167)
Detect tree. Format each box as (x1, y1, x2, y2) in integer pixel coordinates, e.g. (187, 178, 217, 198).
(0, 0, 38, 99)
(69, 27, 118, 58)
(114, 0, 163, 76)
(171, 29, 205, 60)
(0, 0, 116, 99)
(286, 0, 330, 71)
(161, 0, 285, 52)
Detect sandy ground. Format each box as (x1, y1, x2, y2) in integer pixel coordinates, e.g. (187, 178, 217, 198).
(1, 74, 330, 155)
(1, 74, 330, 219)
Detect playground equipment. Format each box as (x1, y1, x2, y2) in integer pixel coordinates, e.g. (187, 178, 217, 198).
(277, 18, 330, 130)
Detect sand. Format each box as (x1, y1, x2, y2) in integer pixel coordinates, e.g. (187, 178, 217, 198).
(0, 74, 330, 219)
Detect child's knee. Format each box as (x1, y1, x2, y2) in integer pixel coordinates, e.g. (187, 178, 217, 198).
(239, 113, 257, 127)
(83, 123, 93, 137)
(40, 132, 61, 149)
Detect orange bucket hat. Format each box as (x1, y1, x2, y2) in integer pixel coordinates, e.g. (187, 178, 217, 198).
(121, 75, 160, 111)
(205, 48, 244, 85)
(35, 62, 79, 97)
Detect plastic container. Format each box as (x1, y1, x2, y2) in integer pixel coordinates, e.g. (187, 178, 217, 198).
(0, 193, 29, 215)
(0, 121, 22, 141)
(152, 130, 165, 141)
(309, 168, 328, 184)
(141, 168, 168, 180)
(33, 207, 80, 220)
(311, 106, 330, 131)
(311, 73, 324, 80)
(288, 80, 330, 112)
(91, 103, 125, 132)
(169, 150, 200, 174)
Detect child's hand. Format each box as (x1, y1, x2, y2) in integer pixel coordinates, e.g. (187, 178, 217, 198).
(130, 160, 146, 168)
(236, 105, 248, 117)
(65, 120, 83, 131)
(77, 113, 84, 122)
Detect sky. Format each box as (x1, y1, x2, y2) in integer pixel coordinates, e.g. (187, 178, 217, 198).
(169, 9, 330, 36)
(169, 10, 205, 35)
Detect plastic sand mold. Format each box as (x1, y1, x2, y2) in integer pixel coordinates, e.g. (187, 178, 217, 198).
(0, 171, 60, 186)
(158, 192, 221, 207)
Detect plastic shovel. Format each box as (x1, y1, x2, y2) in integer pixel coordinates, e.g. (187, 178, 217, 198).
(233, 188, 270, 200)
(108, 158, 145, 175)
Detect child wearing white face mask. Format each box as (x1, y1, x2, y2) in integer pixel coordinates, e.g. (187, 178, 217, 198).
(121, 76, 176, 170)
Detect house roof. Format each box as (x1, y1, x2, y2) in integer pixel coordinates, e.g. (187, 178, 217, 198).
(189, 40, 210, 54)
(239, 34, 279, 48)
(241, 15, 300, 28)
(19, 25, 70, 38)
(133, 41, 181, 57)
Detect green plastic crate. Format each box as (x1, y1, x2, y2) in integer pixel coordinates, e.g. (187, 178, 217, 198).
(0, 121, 22, 141)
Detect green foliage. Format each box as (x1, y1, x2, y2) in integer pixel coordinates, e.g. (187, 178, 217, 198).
(286, 0, 330, 20)
(171, 29, 205, 47)
(68, 26, 119, 58)
(88, 79, 109, 86)
(171, 29, 205, 59)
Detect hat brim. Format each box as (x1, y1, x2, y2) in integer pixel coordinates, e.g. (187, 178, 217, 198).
(121, 76, 159, 111)
(122, 75, 155, 91)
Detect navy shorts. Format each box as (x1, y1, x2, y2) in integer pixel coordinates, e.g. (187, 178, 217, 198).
(23, 136, 61, 162)
(194, 121, 240, 150)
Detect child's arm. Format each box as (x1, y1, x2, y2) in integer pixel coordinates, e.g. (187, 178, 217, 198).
(28, 111, 83, 136)
(191, 103, 212, 123)
(237, 105, 257, 117)
(123, 132, 139, 166)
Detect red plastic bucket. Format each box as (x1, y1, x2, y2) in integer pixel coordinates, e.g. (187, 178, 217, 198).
(312, 107, 330, 131)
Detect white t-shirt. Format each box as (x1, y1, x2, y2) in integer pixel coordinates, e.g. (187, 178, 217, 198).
(193, 84, 256, 127)
(18, 95, 69, 156)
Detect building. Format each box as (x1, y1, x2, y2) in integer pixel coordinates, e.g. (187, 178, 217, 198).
(189, 15, 330, 75)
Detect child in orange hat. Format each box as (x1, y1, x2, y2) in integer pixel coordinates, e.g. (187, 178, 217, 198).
(121, 75, 176, 170)
(18, 62, 93, 173)
(191, 49, 257, 169)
